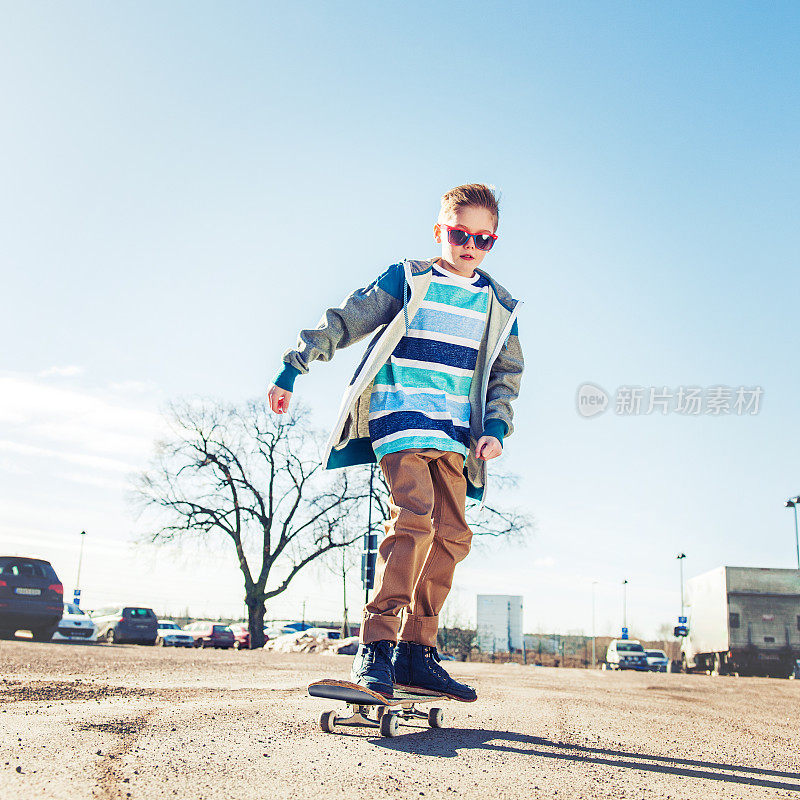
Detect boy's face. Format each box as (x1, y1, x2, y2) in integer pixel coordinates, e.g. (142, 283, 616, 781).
(434, 205, 497, 277)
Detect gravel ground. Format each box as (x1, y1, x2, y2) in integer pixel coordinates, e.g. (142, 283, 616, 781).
(1, 639, 799, 799)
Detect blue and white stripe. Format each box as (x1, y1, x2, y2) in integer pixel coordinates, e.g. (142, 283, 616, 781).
(369, 262, 490, 461)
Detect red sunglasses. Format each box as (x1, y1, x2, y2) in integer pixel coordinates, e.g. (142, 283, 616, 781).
(440, 224, 498, 252)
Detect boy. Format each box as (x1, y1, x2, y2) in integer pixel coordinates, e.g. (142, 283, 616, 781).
(267, 184, 523, 700)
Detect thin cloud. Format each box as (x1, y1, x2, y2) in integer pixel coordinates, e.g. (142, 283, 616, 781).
(0, 373, 165, 463)
(38, 365, 85, 378)
(108, 380, 158, 394)
(0, 439, 137, 474)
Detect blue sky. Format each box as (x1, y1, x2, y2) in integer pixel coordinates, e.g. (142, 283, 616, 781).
(1, 3, 798, 637)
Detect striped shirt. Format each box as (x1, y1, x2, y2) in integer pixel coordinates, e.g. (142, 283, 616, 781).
(369, 261, 490, 462)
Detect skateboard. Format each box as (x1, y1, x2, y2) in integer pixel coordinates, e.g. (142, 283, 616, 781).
(308, 679, 456, 738)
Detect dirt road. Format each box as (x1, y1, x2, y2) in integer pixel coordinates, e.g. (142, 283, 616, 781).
(1, 640, 798, 799)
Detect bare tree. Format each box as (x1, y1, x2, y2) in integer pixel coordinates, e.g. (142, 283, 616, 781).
(130, 398, 367, 648)
(316, 522, 360, 639)
(369, 461, 533, 541)
(132, 396, 534, 648)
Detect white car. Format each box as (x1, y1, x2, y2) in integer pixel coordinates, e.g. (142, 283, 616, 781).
(645, 649, 670, 672)
(52, 602, 97, 642)
(301, 627, 342, 640)
(156, 620, 195, 648)
(605, 639, 649, 671)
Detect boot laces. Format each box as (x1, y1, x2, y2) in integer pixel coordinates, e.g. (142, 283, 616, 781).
(363, 640, 391, 666)
(423, 646, 447, 677)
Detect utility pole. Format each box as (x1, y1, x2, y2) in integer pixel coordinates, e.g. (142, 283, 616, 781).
(341, 545, 349, 639)
(362, 465, 378, 607)
(365, 465, 373, 607)
(507, 599, 512, 655)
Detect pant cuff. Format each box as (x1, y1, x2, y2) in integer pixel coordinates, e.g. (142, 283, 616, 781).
(360, 611, 401, 644)
(398, 612, 439, 647)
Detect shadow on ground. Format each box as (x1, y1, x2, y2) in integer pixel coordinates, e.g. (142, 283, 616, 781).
(371, 730, 800, 792)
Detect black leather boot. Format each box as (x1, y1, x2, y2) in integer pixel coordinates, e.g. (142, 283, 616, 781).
(394, 642, 477, 701)
(350, 640, 395, 698)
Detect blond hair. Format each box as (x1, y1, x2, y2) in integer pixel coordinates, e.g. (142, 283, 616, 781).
(439, 183, 500, 231)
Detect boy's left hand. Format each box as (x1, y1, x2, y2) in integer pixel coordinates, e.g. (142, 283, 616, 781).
(475, 435, 502, 461)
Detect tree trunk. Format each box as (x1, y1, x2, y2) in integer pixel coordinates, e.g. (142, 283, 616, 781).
(246, 594, 266, 649)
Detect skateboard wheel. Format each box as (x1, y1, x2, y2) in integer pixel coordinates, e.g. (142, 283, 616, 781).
(380, 713, 399, 737)
(427, 707, 444, 728)
(376, 706, 386, 721)
(320, 710, 337, 733)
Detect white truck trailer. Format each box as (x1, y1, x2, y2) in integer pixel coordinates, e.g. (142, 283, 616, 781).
(680, 566, 800, 677)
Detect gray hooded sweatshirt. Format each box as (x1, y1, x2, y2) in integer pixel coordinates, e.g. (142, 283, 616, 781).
(273, 258, 524, 506)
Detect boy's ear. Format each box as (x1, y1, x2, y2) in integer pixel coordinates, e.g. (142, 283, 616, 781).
(433, 222, 442, 243)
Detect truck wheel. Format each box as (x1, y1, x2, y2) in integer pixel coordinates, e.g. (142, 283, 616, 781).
(712, 653, 724, 676)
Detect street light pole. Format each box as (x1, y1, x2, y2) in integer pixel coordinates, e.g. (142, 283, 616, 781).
(677, 553, 686, 618)
(74, 530, 87, 606)
(784, 497, 800, 570)
(365, 464, 375, 607)
(622, 579, 628, 633)
(591, 581, 598, 668)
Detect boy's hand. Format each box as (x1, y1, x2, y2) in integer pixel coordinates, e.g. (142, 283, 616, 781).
(475, 435, 502, 461)
(267, 384, 292, 414)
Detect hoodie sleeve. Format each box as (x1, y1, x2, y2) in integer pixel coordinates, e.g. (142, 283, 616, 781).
(483, 318, 524, 442)
(273, 262, 406, 392)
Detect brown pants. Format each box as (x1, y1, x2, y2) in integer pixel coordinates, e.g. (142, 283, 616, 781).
(360, 448, 473, 647)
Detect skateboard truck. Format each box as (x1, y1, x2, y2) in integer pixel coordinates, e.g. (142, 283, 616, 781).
(320, 701, 444, 738)
(310, 680, 447, 738)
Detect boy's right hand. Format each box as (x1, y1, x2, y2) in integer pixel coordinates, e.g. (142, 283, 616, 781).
(267, 384, 292, 414)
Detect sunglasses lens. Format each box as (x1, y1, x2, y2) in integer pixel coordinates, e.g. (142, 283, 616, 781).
(474, 235, 495, 251)
(446, 228, 469, 246)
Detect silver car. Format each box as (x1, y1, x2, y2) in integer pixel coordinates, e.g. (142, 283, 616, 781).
(52, 602, 97, 642)
(605, 639, 649, 671)
(645, 649, 669, 672)
(156, 620, 195, 648)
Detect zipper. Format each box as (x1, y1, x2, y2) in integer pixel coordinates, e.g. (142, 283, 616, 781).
(323, 260, 420, 466)
(477, 299, 523, 511)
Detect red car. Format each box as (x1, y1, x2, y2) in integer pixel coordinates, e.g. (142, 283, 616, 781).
(228, 623, 251, 650)
(183, 621, 235, 649)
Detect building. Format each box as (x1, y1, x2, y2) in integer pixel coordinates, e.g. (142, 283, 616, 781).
(476, 594, 523, 652)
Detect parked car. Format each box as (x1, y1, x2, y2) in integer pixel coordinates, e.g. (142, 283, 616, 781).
(52, 602, 97, 642)
(90, 606, 159, 645)
(228, 623, 251, 650)
(0, 556, 64, 641)
(605, 639, 649, 670)
(645, 649, 669, 672)
(183, 621, 235, 649)
(156, 620, 195, 648)
(302, 627, 342, 640)
(280, 621, 314, 633)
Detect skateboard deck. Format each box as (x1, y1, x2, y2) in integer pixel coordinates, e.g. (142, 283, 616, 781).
(308, 679, 455, 737)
